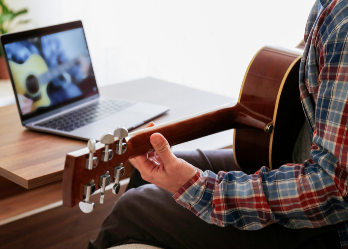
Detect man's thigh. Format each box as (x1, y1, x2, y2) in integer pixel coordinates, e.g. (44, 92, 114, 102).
(174, 149, 240, 173)
(91, 183, 337, 249)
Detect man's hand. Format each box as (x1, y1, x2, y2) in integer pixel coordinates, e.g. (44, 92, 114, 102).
(130, 122, 198, 194)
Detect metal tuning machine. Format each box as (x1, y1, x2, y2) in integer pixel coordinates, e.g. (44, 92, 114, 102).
(86, 139, 98, 170)
(112, 164, 125, 195)
(99, 171, 111, 204)
(79, 180, 96, 213)
(114, 127, 128, 155)
(100, 133, 114, 162)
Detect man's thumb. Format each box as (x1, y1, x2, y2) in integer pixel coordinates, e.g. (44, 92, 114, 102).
(150, 133, 174, 165)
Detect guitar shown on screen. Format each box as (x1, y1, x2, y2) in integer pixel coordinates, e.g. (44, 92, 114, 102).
(9, 54, 87, 112)
(62, 45, 306, 213)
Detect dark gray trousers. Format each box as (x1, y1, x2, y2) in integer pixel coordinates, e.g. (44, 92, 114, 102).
(88, 149, 340, 249)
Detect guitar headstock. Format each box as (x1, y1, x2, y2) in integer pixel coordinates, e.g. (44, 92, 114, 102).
(62, 127, 130, 213)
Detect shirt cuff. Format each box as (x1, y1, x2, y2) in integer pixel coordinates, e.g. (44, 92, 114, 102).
(173, 169, 217, 216)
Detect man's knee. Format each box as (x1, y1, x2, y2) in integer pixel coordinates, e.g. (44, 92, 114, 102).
(113, 187, 139, 213)
(113, 184, 172, 214)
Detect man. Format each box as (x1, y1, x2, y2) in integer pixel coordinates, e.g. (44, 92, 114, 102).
(89, 0, 348, 248)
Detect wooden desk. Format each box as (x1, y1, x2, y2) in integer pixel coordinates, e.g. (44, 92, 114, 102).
(0, 78, 234, 249)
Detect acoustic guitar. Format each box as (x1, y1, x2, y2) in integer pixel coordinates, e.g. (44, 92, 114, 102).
(62, 45, 305, 213)
(9, 54, 86, 111)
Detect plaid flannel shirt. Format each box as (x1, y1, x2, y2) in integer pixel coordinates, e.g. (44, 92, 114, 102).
(173, 0, 348, 247)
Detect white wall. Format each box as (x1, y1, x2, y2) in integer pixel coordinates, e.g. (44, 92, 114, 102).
(8, 0, 315, 98)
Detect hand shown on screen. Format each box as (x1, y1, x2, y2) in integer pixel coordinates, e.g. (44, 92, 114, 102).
(77, 55, 90, 75)
(17, 94, 33, 115)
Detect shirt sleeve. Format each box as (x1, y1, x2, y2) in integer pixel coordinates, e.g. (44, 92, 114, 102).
(173, 4, 348, 231)
(173, 160, 348, 230)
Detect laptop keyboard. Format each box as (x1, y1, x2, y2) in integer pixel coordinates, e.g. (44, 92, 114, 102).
(36, 99, 135, 132)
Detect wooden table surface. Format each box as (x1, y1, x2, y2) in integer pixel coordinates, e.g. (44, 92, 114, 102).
(0, 78, 234, 189)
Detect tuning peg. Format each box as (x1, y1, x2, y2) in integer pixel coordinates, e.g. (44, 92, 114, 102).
(100, 133, 114, 162)
(112, 164, 125, 194)
(114, 127, 128, 155)
(99, 171, 111, 204)
(85, 139, 98, 170)
(79, 180, 96, 213)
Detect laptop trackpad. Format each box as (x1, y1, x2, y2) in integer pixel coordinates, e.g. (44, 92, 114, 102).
(97, 110, 148, 130)
(71, 110, 148, 140)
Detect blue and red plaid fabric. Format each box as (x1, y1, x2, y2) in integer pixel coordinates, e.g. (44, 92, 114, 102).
(173, 0, 348, 247)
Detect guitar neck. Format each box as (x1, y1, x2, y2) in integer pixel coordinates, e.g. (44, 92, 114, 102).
(124, 102, 272, 159)
(63, 101, 273, 209)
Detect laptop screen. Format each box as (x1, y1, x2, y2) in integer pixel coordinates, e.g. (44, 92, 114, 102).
(1, 21, 99, 123)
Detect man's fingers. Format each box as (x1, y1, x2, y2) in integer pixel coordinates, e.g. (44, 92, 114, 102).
(150, 133, 175, 166)
(130, 154, 148, 168)
(130, 153, 159, 171)
(145, 122, 155, 128)
(130, 122, 154, 168)
(130, 154, 159, 181)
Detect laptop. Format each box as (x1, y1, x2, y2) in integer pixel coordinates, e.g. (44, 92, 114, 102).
(0, 21, 169, 141)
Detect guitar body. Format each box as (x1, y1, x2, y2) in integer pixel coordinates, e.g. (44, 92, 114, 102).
(234, 46, 305, 173)
(9, 54, 51, 111)
(62, 45, 306, 209)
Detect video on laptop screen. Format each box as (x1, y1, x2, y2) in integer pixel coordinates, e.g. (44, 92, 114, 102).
(4, 27, 98, 118)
